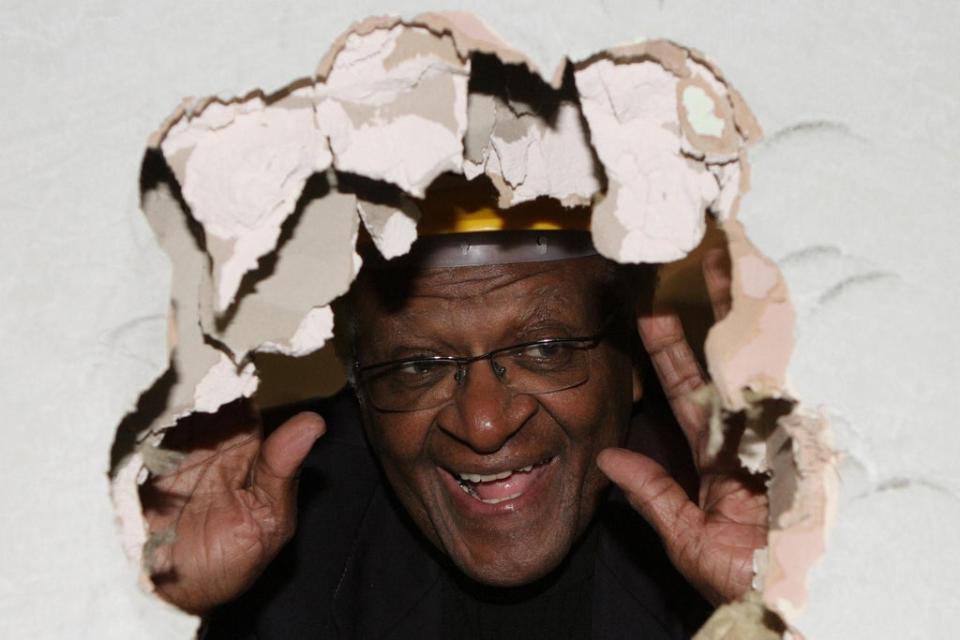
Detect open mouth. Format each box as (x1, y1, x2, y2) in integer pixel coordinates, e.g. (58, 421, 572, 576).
(453, 457, 556, 505)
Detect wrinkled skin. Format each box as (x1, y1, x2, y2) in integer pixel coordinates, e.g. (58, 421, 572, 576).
(140, 248, 767, 614)
(351, 257, 639, 586)
(139, 401, 326, 615)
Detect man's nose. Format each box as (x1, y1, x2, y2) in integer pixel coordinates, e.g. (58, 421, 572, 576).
(436, 359, 537, 454)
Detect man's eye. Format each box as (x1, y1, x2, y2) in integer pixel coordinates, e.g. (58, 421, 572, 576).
(527, 343, 563, 359)
(395, 361, 446, 377)
(515, 342, 571, 363)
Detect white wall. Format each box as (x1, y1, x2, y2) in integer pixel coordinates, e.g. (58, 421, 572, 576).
(1, 1, 957, 637)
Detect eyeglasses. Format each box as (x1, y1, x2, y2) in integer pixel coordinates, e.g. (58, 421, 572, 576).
(354, 335, 603, 412)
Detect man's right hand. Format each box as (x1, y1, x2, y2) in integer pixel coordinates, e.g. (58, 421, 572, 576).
(140, 400, 326, 615)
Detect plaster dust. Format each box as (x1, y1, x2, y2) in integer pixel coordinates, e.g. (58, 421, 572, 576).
(4, 2, 957, 639)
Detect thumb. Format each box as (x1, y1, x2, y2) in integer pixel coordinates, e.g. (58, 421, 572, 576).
(597, 448, 703, 549)
(251, 412, 326, 508)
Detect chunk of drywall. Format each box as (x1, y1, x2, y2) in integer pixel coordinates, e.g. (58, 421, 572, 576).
(573, 44, 760, 265)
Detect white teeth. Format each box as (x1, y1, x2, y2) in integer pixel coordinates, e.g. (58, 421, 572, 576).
(457, 464, 536, 484)
(459, 469, 512, 483)
(453, 459, 554, 505)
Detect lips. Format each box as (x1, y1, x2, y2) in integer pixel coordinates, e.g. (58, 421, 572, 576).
(451, 458, 554, 505)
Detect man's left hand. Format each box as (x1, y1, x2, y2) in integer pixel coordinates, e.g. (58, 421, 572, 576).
(597, 247, 768, 605)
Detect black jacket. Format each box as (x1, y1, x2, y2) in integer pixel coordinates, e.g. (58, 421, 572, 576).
(203, 392, 710, 639)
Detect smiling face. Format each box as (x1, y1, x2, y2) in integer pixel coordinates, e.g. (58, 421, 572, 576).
(351, 256, 640, 587)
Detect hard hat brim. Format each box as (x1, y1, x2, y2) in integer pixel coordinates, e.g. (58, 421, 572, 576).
(361, 230, 597, 270)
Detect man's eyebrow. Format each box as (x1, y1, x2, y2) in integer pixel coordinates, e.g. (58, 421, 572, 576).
(379, 326, 459, 360)
(514, 286, 578, 327)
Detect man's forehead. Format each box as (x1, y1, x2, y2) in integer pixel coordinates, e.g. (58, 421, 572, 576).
(357, 256, 608, 306)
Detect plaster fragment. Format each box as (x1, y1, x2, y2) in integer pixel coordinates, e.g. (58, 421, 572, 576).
(463, 86, 600, 207)
(707, 160, 743, 220)
(192, 354, 259, 414)
(198, 183, 360, 360)
(130, 162, 232, 434)
(158, 96, 267, 164)
(576, 58, 714, 262)
(110, 159, 255, 571)
(110, 452, 149, 563)
(357, 197, 420, 260)
(677, 69, 740, 160)
(315, 24, 469, 197)
(413, 12, 541, 82)
(762, 410, 838, 624)
(164, 95, 331, 311)
(573, 43, 754, 264)
(137, 443, 186, 477)
(738, 254, 780, 299)
(682, 84, 725, 137)
(705, 219, 795, 410)
(267, 306, 336, 358)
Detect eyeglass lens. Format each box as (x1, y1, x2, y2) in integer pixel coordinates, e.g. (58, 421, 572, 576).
(361, 340, 594, 412)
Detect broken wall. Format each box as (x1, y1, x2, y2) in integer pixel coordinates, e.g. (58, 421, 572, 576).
(1, 2, 958, 639)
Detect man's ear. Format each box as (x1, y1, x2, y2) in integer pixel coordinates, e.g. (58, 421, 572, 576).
(631, 365, 643, 403)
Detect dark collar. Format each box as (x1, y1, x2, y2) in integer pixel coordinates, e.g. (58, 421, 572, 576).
(591, 496, 712, 639)
(332, 484, 443, 638)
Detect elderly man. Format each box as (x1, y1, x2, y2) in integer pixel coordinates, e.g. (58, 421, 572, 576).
(142, 181, 767, 638)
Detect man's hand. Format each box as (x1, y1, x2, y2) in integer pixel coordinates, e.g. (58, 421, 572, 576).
(140, 400, 326, 615)
(597, 247, 768, 605)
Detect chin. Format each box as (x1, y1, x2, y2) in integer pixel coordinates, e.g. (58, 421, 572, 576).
(453, 541, 573, 587)
(412, 460, 612, 589)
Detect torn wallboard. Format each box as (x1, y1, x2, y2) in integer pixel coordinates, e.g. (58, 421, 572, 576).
(757, 410, 837, 623)
(160, 94, 332, 314)
(705, 219, 794, 412)
(462, 57, 601, 208)
(356, 195, 420, 260)
(113, 11, 836, 637)
(575, 45, 760, 264)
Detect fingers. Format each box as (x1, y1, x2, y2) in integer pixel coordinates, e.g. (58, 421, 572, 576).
(702, 246, 733, 322)
(637, 246, 733, 465)
(637, 314, 705, 398)
(597, 448, 703, 553)
(250, 412, 326, 510)
(636, 313, 709, 457)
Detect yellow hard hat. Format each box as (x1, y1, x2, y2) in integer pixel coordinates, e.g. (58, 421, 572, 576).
(415, 177, 591, 235)
(361, 176, 596, 268)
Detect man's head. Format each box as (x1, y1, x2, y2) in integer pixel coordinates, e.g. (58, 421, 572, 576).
(344, 252, 649, 587)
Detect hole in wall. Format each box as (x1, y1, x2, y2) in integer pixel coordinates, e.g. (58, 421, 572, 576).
(110, 14, 836, 638)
